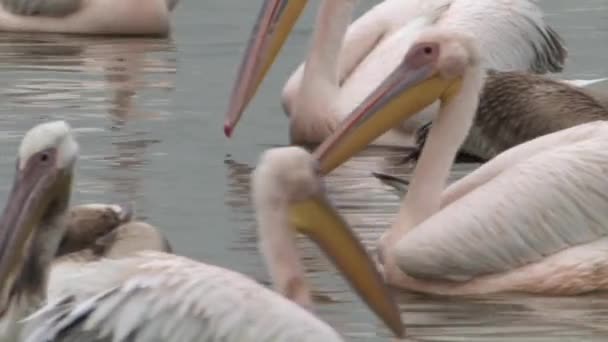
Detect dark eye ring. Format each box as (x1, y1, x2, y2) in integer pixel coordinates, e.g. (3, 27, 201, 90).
(40, 152, 49, 162)
(423, 46, 433, 54)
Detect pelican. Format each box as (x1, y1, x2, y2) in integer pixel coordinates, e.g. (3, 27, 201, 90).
(24, 155, 404, 340)
(0, 0, 178, 35)
(401, 70, 608, 162)
(0, 122, 139, 340)
(291, 25, 608, 295)
(0, 121, 78, 340)
(224, 0, 567, 146)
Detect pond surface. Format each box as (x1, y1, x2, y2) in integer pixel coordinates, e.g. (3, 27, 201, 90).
(0, 1, 607, 340)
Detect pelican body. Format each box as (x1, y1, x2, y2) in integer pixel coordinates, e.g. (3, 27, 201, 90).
(255, 23, 608, 296)
(225, 0, 566, 146)
(0, 0, 178, 35)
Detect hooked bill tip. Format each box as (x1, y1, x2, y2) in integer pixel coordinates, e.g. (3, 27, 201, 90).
(224, 123, 233, 138)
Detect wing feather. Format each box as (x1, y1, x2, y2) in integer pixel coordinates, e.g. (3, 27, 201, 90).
(436, 0, 566, 73)
(26, 252, 342, 342)
(395, 125, 608, 281)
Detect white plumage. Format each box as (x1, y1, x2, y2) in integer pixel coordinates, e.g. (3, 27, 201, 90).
(18, 120, 78, 170)
(397, 122, 608, 283)
(27, 252, 342, 342)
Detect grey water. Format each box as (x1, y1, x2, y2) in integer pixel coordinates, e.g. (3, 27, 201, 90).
(0, 0, 607, 340)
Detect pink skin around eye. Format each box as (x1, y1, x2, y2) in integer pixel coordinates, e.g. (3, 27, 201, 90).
(405, 42, 440, 69)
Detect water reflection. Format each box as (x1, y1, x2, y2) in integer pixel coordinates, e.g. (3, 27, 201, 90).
(0, 33, 177, 221)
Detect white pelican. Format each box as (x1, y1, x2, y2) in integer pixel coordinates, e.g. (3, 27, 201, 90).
(299, 26, 608, 295)
(0, 0, 178, 35)
(401, 70, 608, 162)
(24, 152, 404, 340)
(0, 121, 139, 340)
(0, 121, 78, 340)
(224, 0, 567, 146)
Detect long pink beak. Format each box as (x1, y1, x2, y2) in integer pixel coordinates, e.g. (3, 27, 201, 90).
(224, 0, 307, 138)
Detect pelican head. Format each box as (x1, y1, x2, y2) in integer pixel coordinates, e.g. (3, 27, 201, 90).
(253, 146, 404, 338)
(314, 29, 481, 173)
(224, 0, 307, 137)
(0, 121, 78, 312)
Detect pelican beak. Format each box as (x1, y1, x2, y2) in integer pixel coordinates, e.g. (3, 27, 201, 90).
(0, 150, 73, 296)
(313, 61, 462, 174)
(290, 195, 405, 338)
(224, 0, 307, 137)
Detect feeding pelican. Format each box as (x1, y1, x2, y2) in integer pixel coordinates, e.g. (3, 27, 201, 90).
(0, 0, 178, 35)
(225, 0, 567, 146)
(297, 26, 608, 295)
(25, 152, 404, 341)
(400, 70, 608, 162)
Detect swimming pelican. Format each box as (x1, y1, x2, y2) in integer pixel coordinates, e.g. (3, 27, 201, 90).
(293, 27, 608, 295)
(400, 70, 608, 162)
(0, 121, 78, 340)
(24, 153, 404, 341)
(0, 0, 178, 35)
(224, 0, 566, 146)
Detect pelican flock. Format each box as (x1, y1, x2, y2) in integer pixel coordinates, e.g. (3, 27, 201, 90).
(1, 0, 608, 341)
(0, 122, 404, 341)
(225, 0, 569, 146)
(0, 0, 179, 35)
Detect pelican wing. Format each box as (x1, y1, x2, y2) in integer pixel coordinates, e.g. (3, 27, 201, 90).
(27, 252, 341, 342)
(395, 122, 608, 282)
(1, 0, 82, 17)
(436, 0, 565, 73)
